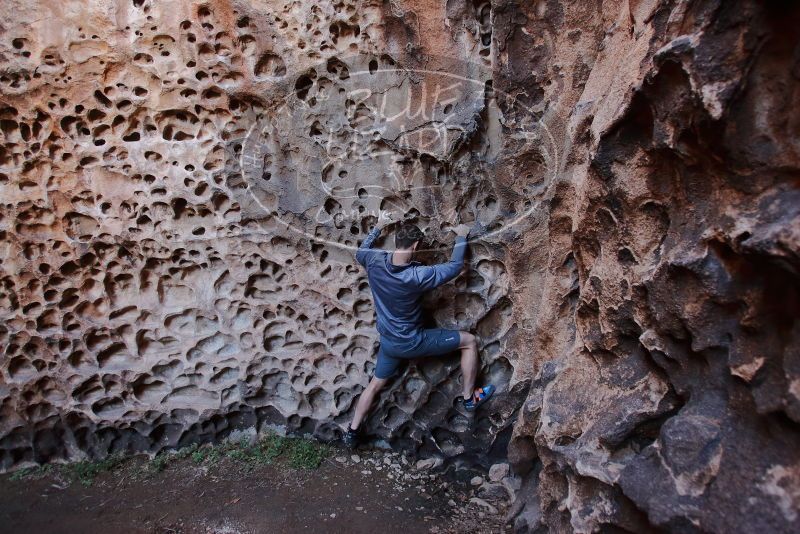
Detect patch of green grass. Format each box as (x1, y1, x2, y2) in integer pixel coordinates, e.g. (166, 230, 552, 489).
(191, 447, 208, 464)
(66, 453, 126, 486)
(218, 436, 274, 470)
(9, 468, 30, 481)
(6, 433, 331, 484)
(10, 464, 55, 481)
(182, 433, 329, 471)
(183, 443, 223, 466)
(191, 447, 210, 464)
(224, 437, 253, 460)
(259, 433, 289, 462)
(149, 453, 171, 473)
(224, 447, 251, 462)
(147, 443, 201, 473)
(8, 458, 125, 486)
(286, 438, 330, 469)
(205, 446, 224, 465)
(175, 443, 199, 459)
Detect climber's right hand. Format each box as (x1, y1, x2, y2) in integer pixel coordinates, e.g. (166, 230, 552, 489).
(379, 213, 401, 234)
(453, 224, 472, 238)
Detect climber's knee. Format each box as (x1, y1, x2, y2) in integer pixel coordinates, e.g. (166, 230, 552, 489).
(458, 331, 477, 350)
(368, 376, 388, 392)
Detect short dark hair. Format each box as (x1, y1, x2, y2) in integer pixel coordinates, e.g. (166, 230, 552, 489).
(395, 223, 424, 249)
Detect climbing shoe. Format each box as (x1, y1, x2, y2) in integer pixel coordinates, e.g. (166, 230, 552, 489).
(463, 384, 496, 412)
(342, 427, 360, 449)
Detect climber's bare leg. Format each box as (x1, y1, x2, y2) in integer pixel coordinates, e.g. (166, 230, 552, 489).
(350, 376, 387, 430)
(459, 331, 479, 400)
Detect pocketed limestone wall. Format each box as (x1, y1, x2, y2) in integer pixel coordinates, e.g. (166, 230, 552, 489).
(1, 1, 799, 532)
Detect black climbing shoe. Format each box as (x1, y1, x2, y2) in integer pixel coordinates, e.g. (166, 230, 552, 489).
(342, 427, 360, 449)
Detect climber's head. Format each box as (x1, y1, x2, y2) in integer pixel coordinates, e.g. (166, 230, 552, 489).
(394, 222, 424, 252)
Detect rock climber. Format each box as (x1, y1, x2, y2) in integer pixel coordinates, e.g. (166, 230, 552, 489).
(343, 221, 495, 448)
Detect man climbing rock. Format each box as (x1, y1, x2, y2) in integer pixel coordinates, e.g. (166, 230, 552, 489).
(343, 221, 495, 448)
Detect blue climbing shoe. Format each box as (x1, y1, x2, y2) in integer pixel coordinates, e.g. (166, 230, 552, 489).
(463, 384, 496, 412)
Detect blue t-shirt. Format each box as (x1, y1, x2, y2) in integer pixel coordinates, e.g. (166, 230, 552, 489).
(355, 227, 467, 342)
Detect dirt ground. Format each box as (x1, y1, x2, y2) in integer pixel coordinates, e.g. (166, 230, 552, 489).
(0, 445, 510, 534)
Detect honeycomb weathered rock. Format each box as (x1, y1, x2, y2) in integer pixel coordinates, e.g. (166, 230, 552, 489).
(1, 0, 799, 532)
(0, 0, 527, 470)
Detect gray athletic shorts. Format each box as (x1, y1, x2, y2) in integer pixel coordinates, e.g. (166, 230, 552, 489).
(374, 329, 462, 379)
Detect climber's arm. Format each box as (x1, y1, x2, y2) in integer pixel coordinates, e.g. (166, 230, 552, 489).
(413, 236, 467, 290)
(355, 226, 382, 266)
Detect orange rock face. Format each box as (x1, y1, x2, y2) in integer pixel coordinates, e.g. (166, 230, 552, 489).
(1, 0, 798, 531)
(0, 0, 520, 466)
